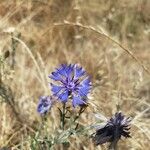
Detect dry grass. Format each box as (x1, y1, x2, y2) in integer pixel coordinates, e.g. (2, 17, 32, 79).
(0, 0, 150, 149)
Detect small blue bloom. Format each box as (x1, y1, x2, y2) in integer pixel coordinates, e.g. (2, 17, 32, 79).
(49, 64, 91, 107)
(37, 96, 52, 114)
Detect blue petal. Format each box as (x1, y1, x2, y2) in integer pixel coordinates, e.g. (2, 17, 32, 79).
(74, 65, 85, 79)
(37, 96, 51, 114)
(66, 64, 74, 76)
(81, 77, 91, 86)
(49, 72, 62, 81)
(77, 77, 91, 97)
(57, 64, 68, 77)
(51, 84, 64, 95)
(58, 90, 69, 103)
(37, 103, 49, 114)
(72, 96, 85, 107)
(78, 86, 90, 97)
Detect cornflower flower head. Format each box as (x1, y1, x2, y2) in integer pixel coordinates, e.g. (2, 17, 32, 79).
(92, 112, 131, 146)
(49, 64, 91, 107)
(37, 96, 52, 114)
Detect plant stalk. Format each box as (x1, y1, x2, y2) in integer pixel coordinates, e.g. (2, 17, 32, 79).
(61, 103, 66, 130)
(109, 140, 118, 150)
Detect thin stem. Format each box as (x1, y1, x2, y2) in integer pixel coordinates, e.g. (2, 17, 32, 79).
(11, 33, 16, 69)
(0, 57, 2, 84)
(52, 21, 150, 76)
(109, 140, 118, 150)
(61, 103, 66, 130)
(74, 107, 83, 122)
(74, 106, 87, 130)
(109, 125, 119, 150)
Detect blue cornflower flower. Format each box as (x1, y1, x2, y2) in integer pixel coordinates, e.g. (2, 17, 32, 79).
(37, 96, 52, 114)
(92, 112, 131, 146)
(49, 64, 91, 107)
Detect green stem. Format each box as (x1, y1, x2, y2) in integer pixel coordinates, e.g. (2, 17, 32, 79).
(61, 103, 66, 130)
(73, 106, 87, 130)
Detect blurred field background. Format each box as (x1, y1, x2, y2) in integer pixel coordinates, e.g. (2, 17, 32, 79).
(0, 0, 150, 149)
